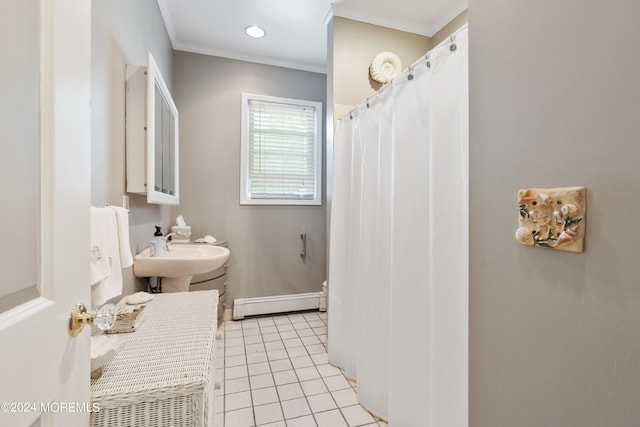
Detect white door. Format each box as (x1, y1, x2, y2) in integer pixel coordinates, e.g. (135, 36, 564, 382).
(0, 0, 92, 426)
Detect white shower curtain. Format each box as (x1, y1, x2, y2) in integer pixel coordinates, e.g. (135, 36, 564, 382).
(328, 25, 468, 427)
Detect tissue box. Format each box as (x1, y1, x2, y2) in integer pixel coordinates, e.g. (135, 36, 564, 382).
(171, 225, 191, 242)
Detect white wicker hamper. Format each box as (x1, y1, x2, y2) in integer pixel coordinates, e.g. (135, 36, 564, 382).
(90, 291, 219, 427)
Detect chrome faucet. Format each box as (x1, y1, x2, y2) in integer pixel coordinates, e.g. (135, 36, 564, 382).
(149, 227, 186, 257)
(163, 231, 185, 250)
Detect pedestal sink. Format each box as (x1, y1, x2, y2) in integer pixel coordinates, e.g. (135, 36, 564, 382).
(133, 244, 230, 292)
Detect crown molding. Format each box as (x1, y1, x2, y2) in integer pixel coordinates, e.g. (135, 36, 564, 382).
(321, 5, 334, 26)
(155, 0, 178, 47)
(330, 3, 467, 37)
(173, 43, 327, 74)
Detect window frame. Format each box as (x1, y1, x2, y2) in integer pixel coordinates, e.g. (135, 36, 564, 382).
(240, 93, 323, 206)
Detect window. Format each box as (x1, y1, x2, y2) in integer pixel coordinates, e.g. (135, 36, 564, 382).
(240, 93, 323, 205)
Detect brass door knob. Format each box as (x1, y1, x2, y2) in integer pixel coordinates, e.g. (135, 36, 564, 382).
(68, 303, 116, 336)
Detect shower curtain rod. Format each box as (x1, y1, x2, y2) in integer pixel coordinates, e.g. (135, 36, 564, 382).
(343, 22, 468, 120)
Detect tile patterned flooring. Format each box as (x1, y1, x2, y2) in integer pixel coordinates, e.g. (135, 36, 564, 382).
(215, 311, 388, 427)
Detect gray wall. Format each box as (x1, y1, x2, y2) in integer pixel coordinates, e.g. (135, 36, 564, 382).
(91, 0, 174, 296)
(172, 52, 327, 303)
(431, 9, 468, 46)
(332, 17, 431, 109)
(469, 1, 640, 425)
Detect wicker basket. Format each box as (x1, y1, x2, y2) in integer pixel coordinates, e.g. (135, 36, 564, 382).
(91, 291, 219, 427)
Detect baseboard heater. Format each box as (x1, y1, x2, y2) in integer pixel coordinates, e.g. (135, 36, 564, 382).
(233, 291, 327, 320)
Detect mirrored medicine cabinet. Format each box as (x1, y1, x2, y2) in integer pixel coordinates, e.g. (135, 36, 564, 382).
(126, 53, 179, 205)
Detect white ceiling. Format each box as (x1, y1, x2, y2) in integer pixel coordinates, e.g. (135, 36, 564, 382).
(156, 0, 467, 74)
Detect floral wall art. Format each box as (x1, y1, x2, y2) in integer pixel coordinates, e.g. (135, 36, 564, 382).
(515, 187, 586, 253)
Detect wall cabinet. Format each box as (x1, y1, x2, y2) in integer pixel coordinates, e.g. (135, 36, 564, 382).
(126, 53, 179, 205)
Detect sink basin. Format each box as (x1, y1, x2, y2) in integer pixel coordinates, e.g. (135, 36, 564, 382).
(133, 244, 230, 278)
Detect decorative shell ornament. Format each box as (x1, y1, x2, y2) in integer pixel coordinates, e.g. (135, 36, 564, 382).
(515, 227, 534, 246)
(516, 186, 586, 253)
(369, 51, 402, 84)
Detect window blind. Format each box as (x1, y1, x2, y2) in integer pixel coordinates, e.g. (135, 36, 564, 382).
(247, 99, 318, 200)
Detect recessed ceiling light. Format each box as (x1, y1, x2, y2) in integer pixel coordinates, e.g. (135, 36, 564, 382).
(245, 25, 266, 39)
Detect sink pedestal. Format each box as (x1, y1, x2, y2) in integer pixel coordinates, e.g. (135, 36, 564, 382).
(161, 275, 193, 293)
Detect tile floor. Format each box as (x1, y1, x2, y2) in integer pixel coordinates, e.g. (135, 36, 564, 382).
(215, 311, 388, 427)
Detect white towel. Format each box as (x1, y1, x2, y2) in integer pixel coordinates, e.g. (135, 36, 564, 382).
(107, 206, 133, 268)
(90, 247, 111, 285)
(90, 207, 124, 307)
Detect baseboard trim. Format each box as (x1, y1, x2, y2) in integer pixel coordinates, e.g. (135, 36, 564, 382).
(233, 291, 327, 320)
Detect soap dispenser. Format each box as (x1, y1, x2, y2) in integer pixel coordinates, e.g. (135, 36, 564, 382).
(149, 226, 168, 257)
